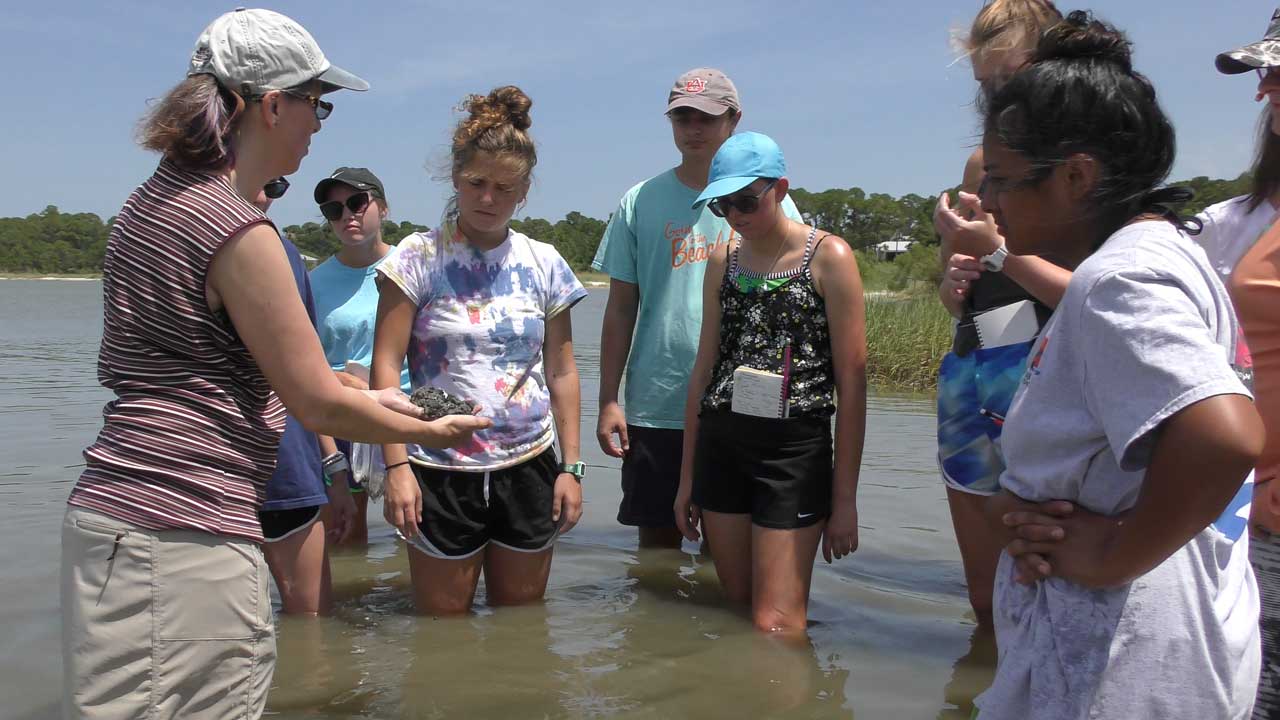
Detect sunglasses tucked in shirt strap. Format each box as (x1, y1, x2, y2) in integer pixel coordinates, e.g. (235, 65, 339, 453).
(263, 177, 290, 200)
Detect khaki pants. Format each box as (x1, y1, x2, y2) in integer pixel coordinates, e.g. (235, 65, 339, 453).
(61, 507, 275, 719)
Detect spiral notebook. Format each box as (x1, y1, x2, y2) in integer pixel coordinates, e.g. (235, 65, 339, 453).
(972, 300, 1040, 349)
(731, 346, 792, 418)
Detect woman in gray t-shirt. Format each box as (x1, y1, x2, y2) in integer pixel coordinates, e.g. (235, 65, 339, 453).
(972, 13, 1265, 720)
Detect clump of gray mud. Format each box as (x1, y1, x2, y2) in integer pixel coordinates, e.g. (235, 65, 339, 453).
(410, 387, 474, 421)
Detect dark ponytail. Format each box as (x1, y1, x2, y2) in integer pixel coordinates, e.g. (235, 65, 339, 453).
(984, 11, 1197, 244)
(1248, 109, 1280, 212)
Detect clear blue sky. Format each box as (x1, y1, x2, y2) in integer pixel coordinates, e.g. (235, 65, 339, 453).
(0, 1, 1265, 228)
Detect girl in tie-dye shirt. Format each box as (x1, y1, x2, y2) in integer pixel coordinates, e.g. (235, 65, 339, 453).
(372, 86, 587, 615)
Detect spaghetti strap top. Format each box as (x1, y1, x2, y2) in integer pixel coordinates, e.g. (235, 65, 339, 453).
(701, 226, 836, 418)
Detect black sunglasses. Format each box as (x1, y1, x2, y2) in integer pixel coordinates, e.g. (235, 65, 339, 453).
(319, 192, 370, 222)
(282, 89, 333, 120)
(708, 179, 778, 218)
(248, 89, 333, 121)
(263, 177, 290, 200)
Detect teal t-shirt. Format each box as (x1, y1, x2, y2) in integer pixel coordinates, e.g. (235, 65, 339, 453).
(591, 168, 802, 429)
(309, 256, 411, 391)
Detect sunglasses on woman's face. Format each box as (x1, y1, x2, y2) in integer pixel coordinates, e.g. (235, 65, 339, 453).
(708, 179, 778, 218)
(263, 177, 290, 200)
(282, 89, 333, 120)
(319, 192, 370, 222)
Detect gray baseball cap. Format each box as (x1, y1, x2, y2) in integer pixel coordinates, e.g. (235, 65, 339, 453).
(187, 8, 369, 96)
(666, 68, 740, 115)
(1217, 8, 1280, 74)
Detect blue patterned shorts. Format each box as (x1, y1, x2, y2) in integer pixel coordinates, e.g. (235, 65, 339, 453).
(936, 340, 1035, 495)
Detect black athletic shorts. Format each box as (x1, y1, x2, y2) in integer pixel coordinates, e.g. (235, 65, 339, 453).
(618, 425, 684, 528)
(405, 448, 560, 558)
(692, 411, 833, 530)
(258, 505, 323, 542)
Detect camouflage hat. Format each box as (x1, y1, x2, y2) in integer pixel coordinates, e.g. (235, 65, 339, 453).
(1217, 8, 1280, 74)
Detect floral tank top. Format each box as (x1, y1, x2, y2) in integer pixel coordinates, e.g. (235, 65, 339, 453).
(702, 227, 836, 419)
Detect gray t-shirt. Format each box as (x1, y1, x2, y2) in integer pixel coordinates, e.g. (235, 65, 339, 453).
(975, 221, 1260, 720)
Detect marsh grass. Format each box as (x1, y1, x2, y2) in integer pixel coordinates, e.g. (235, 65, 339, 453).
(864, 293, 952, 392)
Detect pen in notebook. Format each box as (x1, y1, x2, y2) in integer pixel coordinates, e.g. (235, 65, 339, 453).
(979, 408, 1005, 426)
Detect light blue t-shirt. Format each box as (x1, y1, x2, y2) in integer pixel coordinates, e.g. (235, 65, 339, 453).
(591, 168, 802, 429)
(310, 255, 411, 391)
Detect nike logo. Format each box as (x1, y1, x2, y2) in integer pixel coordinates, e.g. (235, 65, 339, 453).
(797, 513, 816, 519)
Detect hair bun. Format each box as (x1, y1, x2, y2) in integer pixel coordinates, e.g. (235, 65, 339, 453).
(1035, 10, 1132, 71)
(489, 85, 532, 131)
(456, 85, 533, 148)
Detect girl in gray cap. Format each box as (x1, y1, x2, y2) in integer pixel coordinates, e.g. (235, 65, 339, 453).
(60, 9, 487, 719)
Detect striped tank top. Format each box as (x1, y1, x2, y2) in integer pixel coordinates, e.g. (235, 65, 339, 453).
(68, 160, 286, 543)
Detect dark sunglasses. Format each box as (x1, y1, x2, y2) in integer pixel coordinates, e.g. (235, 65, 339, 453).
(319, 192, 370, 222)
(263, 177, 290, 200)
(281, 89, 333, 120)
(708, 179, 778, 218)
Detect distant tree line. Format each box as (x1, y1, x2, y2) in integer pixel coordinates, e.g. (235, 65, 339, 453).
(0, 174, 1254, 275)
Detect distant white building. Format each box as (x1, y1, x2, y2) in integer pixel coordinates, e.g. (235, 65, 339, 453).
(874, 238, 914, 262)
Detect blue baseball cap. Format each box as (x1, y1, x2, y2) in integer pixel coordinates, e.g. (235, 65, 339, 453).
(692, 132, 787, 209)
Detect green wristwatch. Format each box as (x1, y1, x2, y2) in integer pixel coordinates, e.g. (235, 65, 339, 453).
(559, 461, 586, 482)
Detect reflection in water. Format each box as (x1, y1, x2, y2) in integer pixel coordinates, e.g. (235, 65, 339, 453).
(938, 626, 997, 719)
(265, 615, 362, 713)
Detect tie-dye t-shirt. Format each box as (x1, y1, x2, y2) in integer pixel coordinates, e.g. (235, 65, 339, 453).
(377, 224, 587, 471)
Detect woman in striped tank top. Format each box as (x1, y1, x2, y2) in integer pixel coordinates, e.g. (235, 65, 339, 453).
(60, 10, 488, 720)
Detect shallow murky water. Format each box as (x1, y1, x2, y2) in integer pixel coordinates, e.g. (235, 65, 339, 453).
(0, 279, 992, 719)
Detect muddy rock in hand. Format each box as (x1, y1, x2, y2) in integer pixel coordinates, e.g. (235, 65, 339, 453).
(410, 387, 474, 421)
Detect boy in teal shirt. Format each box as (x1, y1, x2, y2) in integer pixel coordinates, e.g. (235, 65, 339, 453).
(593, 68, 802, 547)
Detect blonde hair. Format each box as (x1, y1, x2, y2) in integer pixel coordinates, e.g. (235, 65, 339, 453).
(450, 85, 536, 180)
(964, 0, 1062, 64)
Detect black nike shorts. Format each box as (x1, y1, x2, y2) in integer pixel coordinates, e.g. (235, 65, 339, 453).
(692, 411, 832, 530)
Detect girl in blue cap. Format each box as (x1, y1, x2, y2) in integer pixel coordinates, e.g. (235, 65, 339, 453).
(674, 131, 867, 635)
